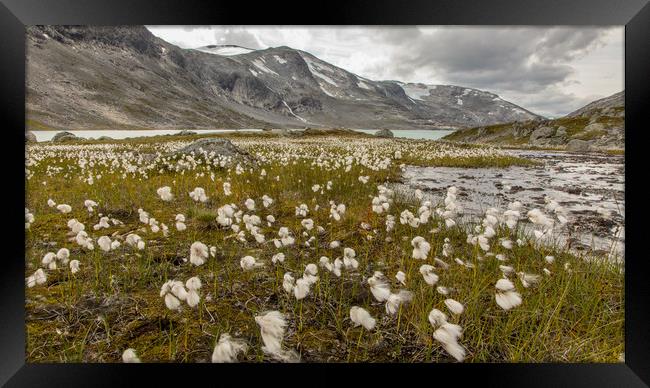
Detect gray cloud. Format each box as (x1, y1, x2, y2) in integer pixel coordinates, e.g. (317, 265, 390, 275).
(146, 26, 622, 117)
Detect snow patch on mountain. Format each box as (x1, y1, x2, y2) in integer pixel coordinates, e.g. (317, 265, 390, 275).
(194, 45, 254, 56)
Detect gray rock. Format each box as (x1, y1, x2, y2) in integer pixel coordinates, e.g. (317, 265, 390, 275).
(583, 122, 606, 132)
(167, 138, 254, 162)
(530, 126, 555, 141)
(374, 129, 394, 138)
(513, 126, 533, 138)
(174, 130, 197, 136)
(567, 139, 592, 152)
(51, 131, 79, 142)
(97, 136, 114, 141)
(556, 126, 567, 137)
(25, 131, 37, 143)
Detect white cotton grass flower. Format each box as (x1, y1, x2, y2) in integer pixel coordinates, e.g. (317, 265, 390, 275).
(282, 272, 295, 293)
(156, 186, 173, 201)
(272, 253, 286, 264)
(501, 239, 513, 249)
(444, 298, 464, 315)
(97, 236, 112, 252)
(240, 256, 264, 271)
(428, 308, 448, 327)
(244, 198, 255, 211)
(254, 311, 299, 362)
(47, 198, 56, 207)
(84, 199, 97, 212)
(262, 195, 273, 208)
(211, 333, 248, 363)
(433, 322, 466, 362)
(190, 241, 209, 266)
(26, 268, 47, 287)
(343, 247, 359, 269)
(419, 264, 439, 286)
(293, 277, 311, 300)
(93, 216, 110, 230)
(349, 306, 376, 330)
(329, 240, 341, 249)
(411, 236, 431, 260)
(301, 218, 314, 231)
(367, 272, 391, 302)
(499, 265, 514, 275)
(122, 348, 141, 363)
(69, 259, 80, 274)
(517, 272, 540, 288)
(41, 252, 57, 270)
(543, 268, 552, 276)
(48, 250, 61, 262)
(295, 204, 309, 217)
(56, 203, 72, 214)
(222, 182, 232, 196)
(385, 290, 413, 315)
(278, 227, 295, 246)
(495, 278, 522, 311)
(332, 258, 343, 277)
(545, 255, 555, 264)
(436, 286, 450, 296)
(25, 208, 35, 229)
(428, 308, 466, 362)
(160, 280, 188, 311)
(395, 271, 406, 285)
(125, 233, 145, 250)
(68, 219, 85, 234)
(189, 187, 208, 202)
(185, 276, 202, 308)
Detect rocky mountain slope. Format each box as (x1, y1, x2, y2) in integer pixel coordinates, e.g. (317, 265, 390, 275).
(443, 91, 625, 151)
(26, 25, 541, 131)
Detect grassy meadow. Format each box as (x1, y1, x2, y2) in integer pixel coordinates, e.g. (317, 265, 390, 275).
(24, 132, 623, 363)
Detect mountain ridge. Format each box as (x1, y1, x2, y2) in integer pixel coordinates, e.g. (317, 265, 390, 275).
(26, 25, 542, 131)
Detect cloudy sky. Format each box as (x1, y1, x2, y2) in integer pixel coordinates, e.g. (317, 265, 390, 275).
(146, 26, 623, 118)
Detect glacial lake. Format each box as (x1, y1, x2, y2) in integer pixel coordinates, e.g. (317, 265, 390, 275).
(31, 128, 456, 142)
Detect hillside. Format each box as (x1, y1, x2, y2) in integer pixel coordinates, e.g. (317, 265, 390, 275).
(26, 25, 541, 131)
(443, 91, 625, 151)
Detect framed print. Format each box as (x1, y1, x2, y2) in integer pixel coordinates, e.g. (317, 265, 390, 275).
(1, 0, 649, 386)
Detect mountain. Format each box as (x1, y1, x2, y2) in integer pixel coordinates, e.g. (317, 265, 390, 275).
(26, 25, 541, 131)
(443, 91, 624, 151)
(566, 91, 624, 117)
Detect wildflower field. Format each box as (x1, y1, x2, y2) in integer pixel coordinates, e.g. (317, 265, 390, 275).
(24, 132, 624, 363)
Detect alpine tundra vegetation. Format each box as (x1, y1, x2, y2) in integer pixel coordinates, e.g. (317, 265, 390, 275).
(25, 132, 623, 363)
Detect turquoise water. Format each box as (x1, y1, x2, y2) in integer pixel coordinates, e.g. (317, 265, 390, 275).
(31, 128, 455, 142)
(353, 129, 455, 140)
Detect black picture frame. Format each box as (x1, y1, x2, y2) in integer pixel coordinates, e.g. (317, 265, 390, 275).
(1, 0, 648, 386)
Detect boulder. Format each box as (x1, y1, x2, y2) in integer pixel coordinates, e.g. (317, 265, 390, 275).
(513, 126, 534, 139)
(166, 138, 254, 162)
(567, 139, 593, 152)
(530, 126, 555, 142)
(51, 131, 79, 142)
(556, 126, 567, 137)
(25, 131, 37, 143)
(583, 122, 606, 132)
(174, 130, 197, 136)
(374, 129, 394, 138)
(97, 136, 114, 141)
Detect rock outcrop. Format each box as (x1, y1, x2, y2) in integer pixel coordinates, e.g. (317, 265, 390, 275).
(51, 131, 80, 142)
(374, 129, 394, 138)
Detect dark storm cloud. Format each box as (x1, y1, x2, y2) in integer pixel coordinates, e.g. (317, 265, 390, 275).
(379, 27, 607, 93)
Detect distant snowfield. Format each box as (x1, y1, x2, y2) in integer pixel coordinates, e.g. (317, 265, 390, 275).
(194, 45, 254, 56)
(400, 84, 431, 101)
